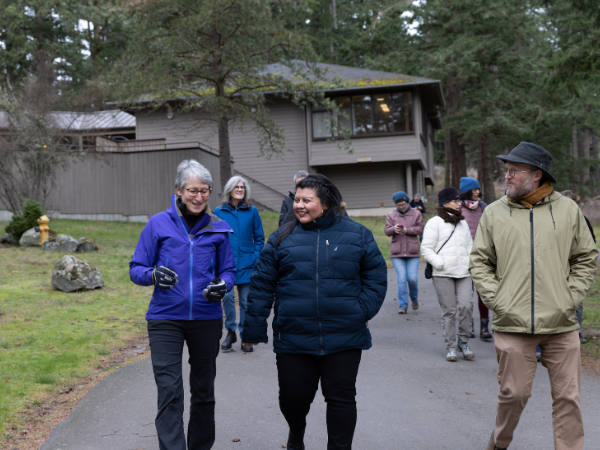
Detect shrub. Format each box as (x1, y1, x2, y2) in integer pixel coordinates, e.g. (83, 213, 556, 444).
(5, 199, 45, 242)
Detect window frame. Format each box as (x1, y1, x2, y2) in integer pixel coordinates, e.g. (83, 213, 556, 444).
(311, 90, 415, 141)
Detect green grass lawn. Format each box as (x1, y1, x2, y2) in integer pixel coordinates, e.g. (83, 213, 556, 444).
(0, 212, 392, 437)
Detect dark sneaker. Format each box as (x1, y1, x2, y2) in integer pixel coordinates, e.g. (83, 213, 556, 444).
(241, 343, 254, 353)
(411, 301, 419, 310)
(536, 346, 541, 362)
(579, 333, 587, 344)
(480, 319, 493, 341)
(457, 339, 474, 360)
(220, 329, 237, 353)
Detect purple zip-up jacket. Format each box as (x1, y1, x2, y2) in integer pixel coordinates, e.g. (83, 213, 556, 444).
(129, 195, 236, 321)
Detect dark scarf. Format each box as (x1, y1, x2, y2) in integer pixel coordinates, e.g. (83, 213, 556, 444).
(397, 205, 411, 215)
(435, 205, 464, 224)
(177, 199, 210, 235)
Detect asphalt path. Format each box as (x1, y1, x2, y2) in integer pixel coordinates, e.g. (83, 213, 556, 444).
(43, 267, 600, 450)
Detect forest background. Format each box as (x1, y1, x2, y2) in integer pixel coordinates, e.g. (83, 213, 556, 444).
(1, 0, 600, 205)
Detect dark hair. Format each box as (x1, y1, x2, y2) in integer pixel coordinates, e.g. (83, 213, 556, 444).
(275, 174, 343, 246)
(459, 189, 480, 201)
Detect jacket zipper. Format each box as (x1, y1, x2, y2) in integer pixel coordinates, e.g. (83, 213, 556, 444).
(326, 239, 329, 268)
(316, 229, 324, 355)
(175, 213, 195, 321)
(189, 241, 194, 320)
(530, 208, 535, 334)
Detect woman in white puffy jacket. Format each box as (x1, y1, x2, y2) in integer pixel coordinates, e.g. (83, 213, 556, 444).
(421, 187, 474, 362)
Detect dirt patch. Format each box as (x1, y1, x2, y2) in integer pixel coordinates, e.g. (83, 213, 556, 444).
(2, 334, 151, 450)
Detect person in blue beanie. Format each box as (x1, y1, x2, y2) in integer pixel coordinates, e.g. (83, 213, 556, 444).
(459, 177, 491, 341)
(385, 191, 424, 314)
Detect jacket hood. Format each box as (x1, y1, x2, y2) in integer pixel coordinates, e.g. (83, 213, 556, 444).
(500, 191, 561, 209)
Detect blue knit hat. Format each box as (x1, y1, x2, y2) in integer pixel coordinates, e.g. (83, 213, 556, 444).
(392, 191, 410, 204)
(460, 177, 480, 194)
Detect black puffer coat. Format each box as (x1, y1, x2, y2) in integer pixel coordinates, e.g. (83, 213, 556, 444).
(241, 214, 388, 355)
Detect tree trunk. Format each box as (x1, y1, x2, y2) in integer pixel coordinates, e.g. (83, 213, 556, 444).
(583, 127, 590, 185)
(449, 128, 466, 189)
(593, 131, 599, 195)
(480, 138, 496, 204)
(218, 117, 232, 192)
(444, 132, 452, 187)
(572, 124, 578, 158)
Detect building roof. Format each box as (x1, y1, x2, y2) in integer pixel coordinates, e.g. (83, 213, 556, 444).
(0, 110, 136, 131)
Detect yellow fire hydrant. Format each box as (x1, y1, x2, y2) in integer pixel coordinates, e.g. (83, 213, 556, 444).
(37, 215, 50, 246)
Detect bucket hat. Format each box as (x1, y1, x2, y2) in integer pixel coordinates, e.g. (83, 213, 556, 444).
(496, 142, 556, 183)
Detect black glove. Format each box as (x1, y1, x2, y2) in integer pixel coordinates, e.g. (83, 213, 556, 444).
(152, 266, 179, 290)
(203, 278, 227, 302)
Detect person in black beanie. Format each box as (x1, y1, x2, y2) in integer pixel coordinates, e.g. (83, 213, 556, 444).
(421, 187, 475, 362)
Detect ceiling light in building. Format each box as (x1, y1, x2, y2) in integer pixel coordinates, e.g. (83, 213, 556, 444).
(377, 98, 385, 101)
(380, 104, 390, 112)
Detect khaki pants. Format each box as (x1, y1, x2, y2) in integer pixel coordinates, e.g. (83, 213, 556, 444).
(432, 276, 472, 351)
(493, 331, 582, 450)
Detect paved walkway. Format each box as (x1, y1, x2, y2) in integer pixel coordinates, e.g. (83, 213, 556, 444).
(43, 268, 600, 449)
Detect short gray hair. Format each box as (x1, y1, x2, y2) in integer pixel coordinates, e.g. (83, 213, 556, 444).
(175, 159, 213, 190)
(414, 193, 422, 199)
(222, 175, 251, 204)
(294, 170, 309, 183)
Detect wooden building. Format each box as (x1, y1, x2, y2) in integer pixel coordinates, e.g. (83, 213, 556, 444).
(132, 62, 444, 216)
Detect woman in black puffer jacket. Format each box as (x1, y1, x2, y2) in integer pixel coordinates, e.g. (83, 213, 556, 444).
(241, 174, 387, 450)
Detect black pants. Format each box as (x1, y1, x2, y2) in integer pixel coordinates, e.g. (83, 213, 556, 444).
(276, 349, 362, 450)
(147, 319, 223, 450)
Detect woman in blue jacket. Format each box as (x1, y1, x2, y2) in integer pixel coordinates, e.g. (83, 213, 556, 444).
(214, 175, 265, 353)
(241, 174, 387, 450)
(130, 159, 236, 450)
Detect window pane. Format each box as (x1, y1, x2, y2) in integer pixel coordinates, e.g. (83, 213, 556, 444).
(312, 111, 332, 138)
(334, 97, 351, 136)
(373, 94, 394, 133)
(352, 95, 373, 135)
(392, 92, 413, 132)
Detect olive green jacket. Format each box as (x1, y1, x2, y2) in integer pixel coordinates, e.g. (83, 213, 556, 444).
(469, 191, 598, 334)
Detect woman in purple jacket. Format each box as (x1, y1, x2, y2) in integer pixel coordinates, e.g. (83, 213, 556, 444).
(130, 159, 236, 450)
(385, 191, 425, 314)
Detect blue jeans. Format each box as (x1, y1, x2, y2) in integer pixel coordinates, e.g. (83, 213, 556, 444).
(391, 257, 419, 309)
(223, 283, 250, 334)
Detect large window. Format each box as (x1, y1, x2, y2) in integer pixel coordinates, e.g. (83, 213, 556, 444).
(312, 92, 413, 139)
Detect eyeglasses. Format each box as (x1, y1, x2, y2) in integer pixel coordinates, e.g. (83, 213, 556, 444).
(233, 186, 245, 191)
(185, 188, 211, 197)
(502, 167, 534, 178)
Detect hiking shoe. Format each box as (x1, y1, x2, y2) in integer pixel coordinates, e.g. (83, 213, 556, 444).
(411, 301, 419, 310)
(480, 319, 493, 341)
(536, 346, 541, 362)
(286, 427, 306, 450)
(457, 339, 474, 360)
(446, 350, 457, 362)
(241, 343, 254, 353)
(579, 333, 587, 344)
(398, 308, 407, 314)
(220, 329, 237, 353)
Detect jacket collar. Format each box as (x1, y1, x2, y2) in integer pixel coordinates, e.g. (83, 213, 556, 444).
(221, 201, 249, 212)
(300, 213, 338, 231)
(168, 195, 232, 236)
(502, 191, 561, 209)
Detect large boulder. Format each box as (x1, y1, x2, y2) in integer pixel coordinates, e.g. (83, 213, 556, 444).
(42, 234, 79, 253)
(51, 255, 104, 293)
(76, 237, 99, 253)
(19, 227, 41, 247)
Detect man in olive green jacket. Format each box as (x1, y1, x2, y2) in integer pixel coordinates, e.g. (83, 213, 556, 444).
(470, 142, 598, 450)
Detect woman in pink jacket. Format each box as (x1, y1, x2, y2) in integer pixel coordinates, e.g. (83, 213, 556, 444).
(385, 191, 425, 314)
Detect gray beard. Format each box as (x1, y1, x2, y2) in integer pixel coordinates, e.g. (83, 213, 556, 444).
(506, 176, 535, 203)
